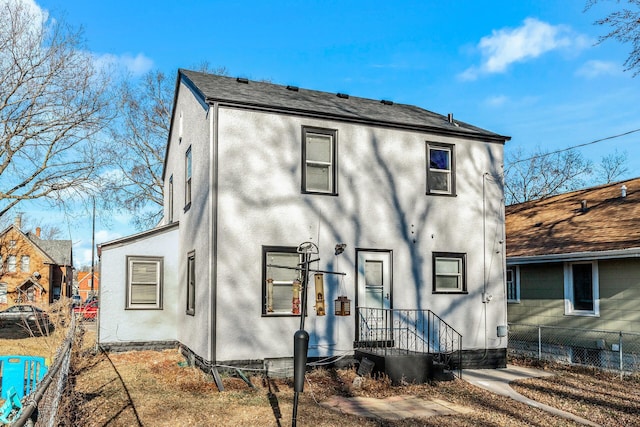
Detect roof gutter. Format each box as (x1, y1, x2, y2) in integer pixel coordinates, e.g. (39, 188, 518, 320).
(507, 247, 640, 265)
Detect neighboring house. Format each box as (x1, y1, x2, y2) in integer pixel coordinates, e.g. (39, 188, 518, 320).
(506, 178, 640, 333)
(0, 216, 74, 308)
(76, 271, 99, 302)
(99, 69, 510, 371)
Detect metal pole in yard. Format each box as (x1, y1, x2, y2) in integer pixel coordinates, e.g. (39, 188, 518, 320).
(538, 326, 542, 361)
(619, 331, 623, 380)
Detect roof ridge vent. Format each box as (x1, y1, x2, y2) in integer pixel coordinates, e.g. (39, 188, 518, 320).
(236, 77, 249, 84)
(580, 200, 588, 212)
(286, 85, 299, 91)
(380, 99, 394, 105)
(336, 93, 349, 99)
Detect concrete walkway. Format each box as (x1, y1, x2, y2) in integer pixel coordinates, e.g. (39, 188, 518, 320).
(463, 365, 599, 426)
(320, 365, 600, 425)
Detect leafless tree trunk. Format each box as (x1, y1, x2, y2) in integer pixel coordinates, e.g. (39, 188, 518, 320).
(0, 0, 112, 220)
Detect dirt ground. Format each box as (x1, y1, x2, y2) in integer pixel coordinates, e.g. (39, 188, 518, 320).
(3, 324, 640, 426)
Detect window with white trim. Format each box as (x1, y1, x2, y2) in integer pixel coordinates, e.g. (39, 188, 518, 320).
(506, 266, 520, 303)
(185, 146, 192, 208)
(186, 251, 195, 315)
(564, 261, 599, 316)
(262, 246, 302, 315)
(0, 283, 6, 304)
(302, 127, 337, 195)
(432, 252, 466, 293)
(8, 255, 16, 272)
(21, 255, 30, 273)
(427, 142, 455, 195)
(126, 256, 163, 309)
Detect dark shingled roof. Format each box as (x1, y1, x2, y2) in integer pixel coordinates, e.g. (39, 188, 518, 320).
(179, 69, 509, 142)
(28, 234, 73, 266)
(506, 177, 640, 258)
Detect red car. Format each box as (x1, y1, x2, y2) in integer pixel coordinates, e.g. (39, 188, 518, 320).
(73, 300, 99, 321)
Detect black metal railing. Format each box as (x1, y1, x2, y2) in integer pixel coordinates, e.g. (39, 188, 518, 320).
(356, 307, 462, 378)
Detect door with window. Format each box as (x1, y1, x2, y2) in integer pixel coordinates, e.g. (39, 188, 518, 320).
(356, 250, 392, 343)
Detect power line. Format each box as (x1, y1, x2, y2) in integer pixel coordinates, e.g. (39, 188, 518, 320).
(510, 127, 640, 165)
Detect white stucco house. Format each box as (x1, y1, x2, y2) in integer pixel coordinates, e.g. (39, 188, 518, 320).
(98, 69, 510, 373)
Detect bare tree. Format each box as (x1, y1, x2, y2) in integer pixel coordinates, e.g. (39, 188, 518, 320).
(587, 0, 640, 76)
(504, 147, 593, 205)
(596, 148, 628, 183)
(0, 0, 112, 221)
(104, 65, 228, 230)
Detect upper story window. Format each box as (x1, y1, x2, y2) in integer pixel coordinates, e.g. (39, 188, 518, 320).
(21, 255, 30, 273)
(185, 146, 192, 209)
(564, 261, 599, 316)
(9, 240, 16, 248)
(7, 255, 16, 272)
(262, 246, 302, 316)
(126, 256, 163, 309)
(432, 252, 466, 293)
(302, 127, 337, 195)
(426, 142, 455, 196)
(506, 266, 520, 303)
(168, 175, 174, 223)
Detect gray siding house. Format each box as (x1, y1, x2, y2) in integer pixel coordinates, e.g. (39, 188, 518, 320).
(99, 69, 510, 371)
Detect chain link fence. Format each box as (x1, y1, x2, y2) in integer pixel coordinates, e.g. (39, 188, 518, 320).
(508, 323, 640, 373)
(9, 314, 77, 427)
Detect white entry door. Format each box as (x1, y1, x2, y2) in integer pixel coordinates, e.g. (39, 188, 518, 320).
(356, 250, 392, 342)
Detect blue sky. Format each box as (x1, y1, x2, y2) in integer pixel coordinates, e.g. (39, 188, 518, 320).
(19, 0, 640, 265)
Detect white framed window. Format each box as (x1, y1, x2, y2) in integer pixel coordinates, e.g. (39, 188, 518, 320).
(427, 142, 455, 195)
(168, 175, 174, 223)
(433, 252, 466, 293)
(0, 283, 6, 304)
(302, 127, 337, 195)
(126, 256, 163, 309)
(8, 255, 16, 272)
(185, 146, 192, 208)
(9, 240, 16, 248)
(21, 255, 30, 273)
(564, 261, 599, 316)
(262, 246, 302, 316)
(186, 251, 195, 315)
(506, 266, 520, 303)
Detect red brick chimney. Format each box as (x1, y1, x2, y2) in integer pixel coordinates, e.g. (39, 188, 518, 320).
(36, 227, 41, 238)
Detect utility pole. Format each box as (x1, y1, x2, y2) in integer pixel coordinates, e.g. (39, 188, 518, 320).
(90, 197, 95, 295)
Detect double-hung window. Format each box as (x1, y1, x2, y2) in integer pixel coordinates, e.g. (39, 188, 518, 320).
(302, 127, 337, 195)
(7, 255, 16, 273)
(262, 246, 302, 315)
(506, 266, 520, 303)
(21, 256, 30, 273)
(433, 252, 466, 293)
(426, 142, 455, 195)
(564, 261, 599, 316)
(126, 256, 163, 309)
(186, 251, 195, 315)
(185, 146, 192, 208)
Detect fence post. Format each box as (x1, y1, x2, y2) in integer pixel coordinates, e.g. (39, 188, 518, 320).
(619, 331, 623, 380)
(538, 326, 542, 361)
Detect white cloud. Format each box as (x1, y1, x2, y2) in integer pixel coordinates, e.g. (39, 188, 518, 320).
(94, 52, 154, 77)
(460, 18, 591, 80)
(576, 60, 620, 78)
(484, 95, 509, 107)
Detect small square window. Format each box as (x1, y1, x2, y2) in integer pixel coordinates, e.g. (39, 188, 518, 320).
(433, 252, 466, 293)
(427, 143, 455, 195)
(302, 127, 337, 195)
(262, 246, 302, 316)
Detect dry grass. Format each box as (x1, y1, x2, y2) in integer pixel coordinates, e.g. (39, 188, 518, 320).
(6, 324, 640, 426)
